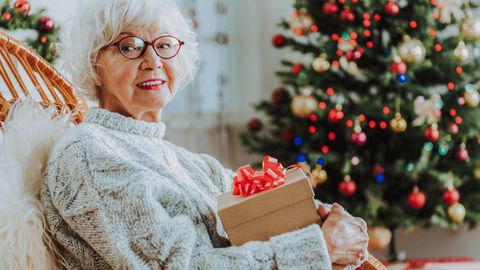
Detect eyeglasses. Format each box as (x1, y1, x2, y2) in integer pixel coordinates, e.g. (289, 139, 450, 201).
(107, 35, 185, 60)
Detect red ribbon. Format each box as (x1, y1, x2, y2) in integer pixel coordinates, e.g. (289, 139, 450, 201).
(232, 156, 287, 197)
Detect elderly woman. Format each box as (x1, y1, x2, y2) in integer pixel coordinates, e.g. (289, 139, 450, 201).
(40, 0, 369, 269)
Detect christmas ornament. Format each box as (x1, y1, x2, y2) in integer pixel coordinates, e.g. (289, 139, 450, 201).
(460, 17, 480, 41)
(409, 187, 426, 209)
(413, 94, 442, 126)
(398, 36, 426, 64)
(390, 113, 407, 132)
(339, 175, 356, 196)
(2, 11, 12, 22)
(424, 124, 440, 142)
(291, 88, 317, 118)
(442, 188, 460, 206)
(447, 123, 459, 135)
(464, 89, 480, 107)
(448, 202, 466, 223)
(312, 54, 330, 73)
(368, 226, 392, 250)
(39, 36, 47, 44)
(340, 8, 355, 23)
(373, 165, 385, 183)
(384, 1, 400, 16)
(397, 73, 408, 83)
(272, 34, 286, 48)
(437, 0, 465, 24)
(352, 131, 367, 146)
(290, 10, 314, 35)
(39, 16, 55, 31)
(323, 2, 339, 15)
(247, 118, 263, 132)
(14, 0, 30, 16)
(291, 63, 304, 76)
(327, 107, 345, 123)
(390, 61, 407, 74)
(454, 40, 469, 62)
(346, 49, 363, 62)
(297, 153, 311, 174)
(455, 143, 470, 162)
(311, 158, 328, 187)
(272, 87, 290, 105)
(474, 166, 480, 181)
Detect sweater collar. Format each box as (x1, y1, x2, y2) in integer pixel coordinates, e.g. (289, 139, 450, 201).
(84, 107, 166, 138)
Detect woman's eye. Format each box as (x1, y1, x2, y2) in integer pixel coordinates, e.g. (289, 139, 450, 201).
(157, 43, 171, 50)
(120, 44, 141, 52)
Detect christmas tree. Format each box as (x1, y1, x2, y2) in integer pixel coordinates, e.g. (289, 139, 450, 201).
(241, 0, 480, 259)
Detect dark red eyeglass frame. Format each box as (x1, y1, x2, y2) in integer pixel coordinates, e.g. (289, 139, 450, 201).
(108, 35, 185, 60)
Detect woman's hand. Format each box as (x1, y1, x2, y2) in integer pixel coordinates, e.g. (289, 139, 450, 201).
(317, 203, 369, 266)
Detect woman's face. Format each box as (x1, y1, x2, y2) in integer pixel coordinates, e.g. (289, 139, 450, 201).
(96, 25, 180, 122)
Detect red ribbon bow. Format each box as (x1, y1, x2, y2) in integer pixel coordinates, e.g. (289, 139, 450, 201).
(232, 155, 287, 197)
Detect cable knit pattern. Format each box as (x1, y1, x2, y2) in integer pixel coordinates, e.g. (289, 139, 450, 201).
(40, 107, 333, 270)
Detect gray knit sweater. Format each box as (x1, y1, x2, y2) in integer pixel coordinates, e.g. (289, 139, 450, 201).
(40, 107, 334, 270)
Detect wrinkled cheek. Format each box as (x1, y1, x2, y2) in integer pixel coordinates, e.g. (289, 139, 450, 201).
(165, 61, 181, 92)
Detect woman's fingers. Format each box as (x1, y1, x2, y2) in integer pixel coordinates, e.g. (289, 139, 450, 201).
(355, 217, 368, 232)
(317, 203, 330, 220)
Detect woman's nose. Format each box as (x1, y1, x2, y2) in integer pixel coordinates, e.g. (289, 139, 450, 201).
(141, 45, 164, 70)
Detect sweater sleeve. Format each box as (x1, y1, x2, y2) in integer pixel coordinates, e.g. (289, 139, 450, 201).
(46, 142, 333, 270)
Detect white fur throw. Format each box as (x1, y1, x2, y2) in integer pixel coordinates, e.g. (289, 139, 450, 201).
(0, 99, 71, 270)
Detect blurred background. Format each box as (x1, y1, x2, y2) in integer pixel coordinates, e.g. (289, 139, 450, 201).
(3, 0, 479, 262)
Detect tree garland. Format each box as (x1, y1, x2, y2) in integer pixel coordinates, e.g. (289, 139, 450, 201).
(0, 0, 59, 63)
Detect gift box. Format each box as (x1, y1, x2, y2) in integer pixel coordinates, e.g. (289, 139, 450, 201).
(217, 166, 320, 246)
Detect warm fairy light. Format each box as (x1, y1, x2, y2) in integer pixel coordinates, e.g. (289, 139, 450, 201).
(291, 11, 298, 18)
(309, 114, 318, 122)
(434, 43, 442, 52)
(363, 13, 371, 20)
(366, 41, 374, 48)
(409, 20, 418, 28)
(429, 29, 437, 37)
(449, 108, 457, 116)
(294, 29, 303, 36)
(336, 50, 344, 57)
(374, 14, 381, 21)
(331, 60, 340, 67)
(433, 11, 440, 19)
(331, 33, 339, 40)
(383, 106, 391, 115)
(369, 120, 377, 128)
(346, 120, 353, 127)
(455, 116, 462, 124)
(338, 38, 345, 44)
(319, 101, 327, 109)
(431, 0, 438, 6)
(456, 66, 463, 74)
(350, 32, 358, 39)
(326, 87, 335, 96)
(363, 30, 371, 37)
(328, 132, 336, 140)
(309, 125, 317, 134)
(321, 145, 330, 153)
(448, 82, 455, 90)
(349, 40, 358, 47)
(380, 121, 388, 129)
(359, 114, 366, 122)
(311, 25, 319, 32)
(363, 20, 371, 27)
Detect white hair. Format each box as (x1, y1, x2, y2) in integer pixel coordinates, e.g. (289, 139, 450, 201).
(57, 0, 200, 100)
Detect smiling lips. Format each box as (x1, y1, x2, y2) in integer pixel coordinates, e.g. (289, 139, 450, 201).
(136, 79, 167, 90)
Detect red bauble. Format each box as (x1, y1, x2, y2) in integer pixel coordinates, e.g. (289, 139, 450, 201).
(271, 87, 290, 105)
(14, 0, 30, 16)
(384, 2, 400, 16)
(291, 63, 304, 76)
(447, 123, 459, 135)
(2, 11, 12, 22)
(327, 108, 345, 123)
(372, 165, 385, 176)
(442, 188, 460, 206)
(339, 180, 356, 196)
(323, 2, 339, 15)
(272, 34, 286, 48)
(409, 189, 426, 209)
(340, 9, 355, 23)
(39, 36, 48, 44)
(39, 16, 55, 31)
(455, 148, 470, 162)
(346, 49, 363, 62)
(352, 132, 367, 145)
(424, 126, 440, 142)
(247, 118, 263, 132)
(390, 61, 407, 74)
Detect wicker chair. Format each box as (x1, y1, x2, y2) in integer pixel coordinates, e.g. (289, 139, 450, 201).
(0, 31, 86, 125)
(0, 31, 387, 270)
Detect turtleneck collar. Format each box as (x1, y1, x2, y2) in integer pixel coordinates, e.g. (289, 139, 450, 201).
(83, 107, 166, 138)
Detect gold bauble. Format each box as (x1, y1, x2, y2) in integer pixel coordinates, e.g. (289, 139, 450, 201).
(398, 36, 426, 64)
(291, 92, 317, 118)
(311, 166, 328, 187)
(460, 17, 480, 41)
(390, 112, 407, 133)
(312, 54, 330, 73)
(368, 226, 392, 250)
(289, 11, 314, 35)
(454, 41, 469, 62)
(464, 90, 480, 107)
(448, 202, 466, 223)
(474, 166, 480, 181)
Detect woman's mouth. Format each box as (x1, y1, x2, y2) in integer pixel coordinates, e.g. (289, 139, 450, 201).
(136, 79, 167, 90)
